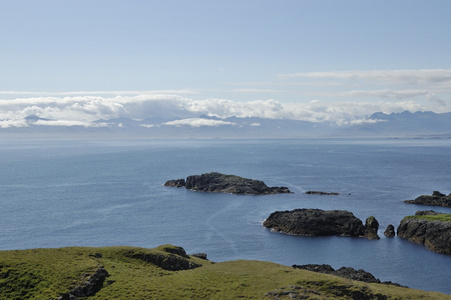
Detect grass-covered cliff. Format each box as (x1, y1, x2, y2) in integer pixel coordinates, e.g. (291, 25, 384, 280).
(0, 244, 449, 299)
(397, 211, 451, 255)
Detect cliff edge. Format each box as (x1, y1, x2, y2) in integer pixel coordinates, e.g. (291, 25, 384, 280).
(397, 210, 451, 255)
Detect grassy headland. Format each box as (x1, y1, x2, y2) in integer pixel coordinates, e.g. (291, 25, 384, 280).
(0, 244, 449, 299)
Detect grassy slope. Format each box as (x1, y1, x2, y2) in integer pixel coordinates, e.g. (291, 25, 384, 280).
(0, 245, 449, 300)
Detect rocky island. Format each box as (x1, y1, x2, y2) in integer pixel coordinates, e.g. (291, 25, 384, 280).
(164, 172, 292, 195)
(397, 210, 451, 255)
(263, 208, 380, 240)
(404, 191, 451, 207)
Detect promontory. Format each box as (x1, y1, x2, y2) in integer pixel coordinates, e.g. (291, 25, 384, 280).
(397, 210, 451, 255)
(164, 172, 292, 195)
(263, 208, 380, 240)
(404, 191, 451, 207)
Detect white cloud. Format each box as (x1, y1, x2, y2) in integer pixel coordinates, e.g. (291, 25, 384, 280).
(0, 93, 449, 129)
(34, 120, 94, 127)
(163, 118, 236, 127)
(0, 119, 28, 128)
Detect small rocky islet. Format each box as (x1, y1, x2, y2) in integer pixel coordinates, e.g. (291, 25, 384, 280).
(164, 172, 292, 195)
(262, 208, 380, 240)
(404, 190, 451, 207)
(166, 175, 451, 254)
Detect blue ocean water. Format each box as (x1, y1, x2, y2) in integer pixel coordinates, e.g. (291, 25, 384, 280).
(0, 138, 450, 294)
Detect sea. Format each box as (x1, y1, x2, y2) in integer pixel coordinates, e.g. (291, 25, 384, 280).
(0, 138, 450, 294)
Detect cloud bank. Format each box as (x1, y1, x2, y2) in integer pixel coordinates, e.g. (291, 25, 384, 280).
(0, 93, 449, 129)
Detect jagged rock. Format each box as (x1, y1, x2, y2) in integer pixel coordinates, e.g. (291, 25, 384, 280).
(364, 216, 380, 240)
(58, 265, 109, 300)
(397, 211, 451, 255)
(164, 172, 292, 195)
(163, 179, 186, 187)
(305, 191, 339, 195)
(404, 191, 451, 207)
(292, 264, 404, 287)
(384, 224, 395, 237)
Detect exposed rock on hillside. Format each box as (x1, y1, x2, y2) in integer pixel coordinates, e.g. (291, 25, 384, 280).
(404, 191, 451, 207)
(263, 209, 379, 239)
(397, 211, 451, 255)
(292, 264, 405, 287)
(127, 245, 202, 271)
(58, 266, 109, 300)
(164, 172, 292, 195)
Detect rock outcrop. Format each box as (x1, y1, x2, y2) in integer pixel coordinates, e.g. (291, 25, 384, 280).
(292, 264, 404, 287)
(384, 224, 395, 237)
(364, 216, 380, 240)
(263, 208, 379, 239)
(127, 245, 202, 271)
(305, 191, 339, 195)
(164, 172, 292, 195)
(58, 265, 109, 300)
(404, 191, 451, 207)
(397, 211, 451, 255)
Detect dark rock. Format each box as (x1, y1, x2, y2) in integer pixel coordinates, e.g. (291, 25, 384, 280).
(163, 179, 186, 188)
(404, 191, 451, 207)
(263, 209, 364, 237)
(335, 267, 380, 283)
(384, 224, 395, 237)
(58, 265, 109, 300)
(165, 172, 292, 195)
(292, 264, 336, 274)
(397, 211, 451, 255)
(263, 209, 380, 240)
(158, 245, 189, 258)
(364, 216, 380, 240)
(127, 245, 202, 271)
(305, 191, 339, 195)
(191, 253, 208, 260)
(292, 264, 404, 287)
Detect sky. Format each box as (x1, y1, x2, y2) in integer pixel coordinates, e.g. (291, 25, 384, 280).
(1, 0, 451, 127)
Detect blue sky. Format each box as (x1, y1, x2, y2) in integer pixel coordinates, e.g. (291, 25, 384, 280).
(1, 0, 451, 127)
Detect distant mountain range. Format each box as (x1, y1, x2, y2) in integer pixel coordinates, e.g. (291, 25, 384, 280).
(1, 111, 451, 139)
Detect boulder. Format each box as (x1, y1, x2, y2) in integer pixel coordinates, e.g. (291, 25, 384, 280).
(263, 209, 379, 239)
(397, 211, 451, 254)
(164, 172, 292, 195)
(384, 224, 395, 237)
(404, 191, 451, 207)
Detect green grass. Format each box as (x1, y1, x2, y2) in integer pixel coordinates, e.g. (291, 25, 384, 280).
(405, 214, 451, 222)
(0, 245, 449, 299)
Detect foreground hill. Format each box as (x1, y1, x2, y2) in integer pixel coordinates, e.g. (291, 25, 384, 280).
(0, 245, 449, 299)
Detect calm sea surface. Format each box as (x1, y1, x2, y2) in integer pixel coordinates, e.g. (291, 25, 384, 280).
(0, 138, 450, 294)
